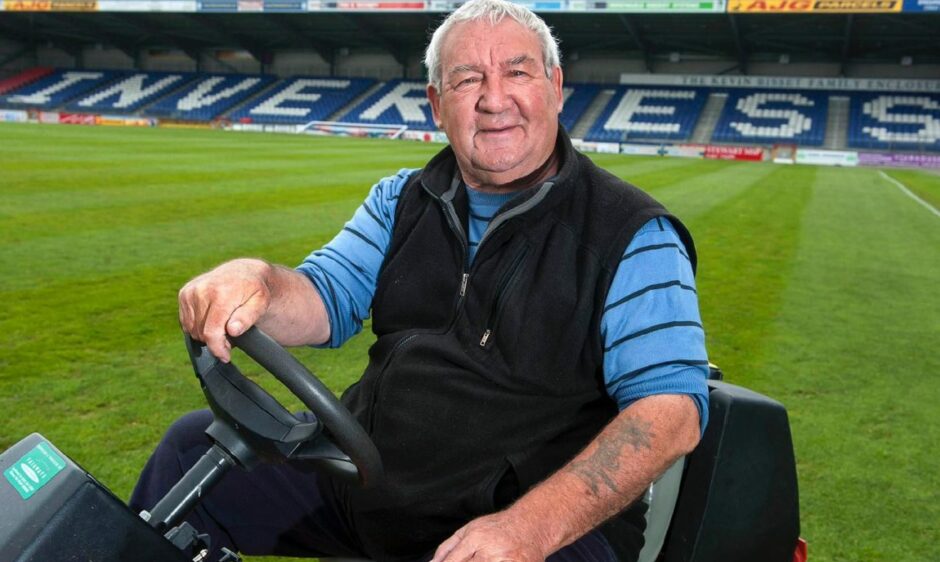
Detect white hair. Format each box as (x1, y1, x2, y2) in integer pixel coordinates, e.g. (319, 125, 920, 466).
(423, 0, 561, 94)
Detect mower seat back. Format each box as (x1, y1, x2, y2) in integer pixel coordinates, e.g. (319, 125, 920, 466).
(661, 380, 800, 562)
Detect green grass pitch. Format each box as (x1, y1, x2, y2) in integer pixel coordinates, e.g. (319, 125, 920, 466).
(1, 122, 938, 562)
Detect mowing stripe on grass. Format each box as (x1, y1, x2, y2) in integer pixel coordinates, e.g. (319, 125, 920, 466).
(687, 164, 815, 390)
(878, 170, 940, 218)
(764, 165, 940, 562)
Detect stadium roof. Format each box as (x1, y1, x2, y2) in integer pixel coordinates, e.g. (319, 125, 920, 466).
(1, 11, 938, 71)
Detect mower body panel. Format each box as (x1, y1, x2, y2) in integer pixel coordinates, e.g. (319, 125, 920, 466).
(0, 433, 189, 562)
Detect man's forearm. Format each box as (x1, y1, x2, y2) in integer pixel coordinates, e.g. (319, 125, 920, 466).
(503, 394, 701, 556)
(254, 262, 332, 347)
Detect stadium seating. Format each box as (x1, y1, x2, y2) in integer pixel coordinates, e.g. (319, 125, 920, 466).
(560, 83, 599, 132)
(1, 69, 123, 109)
(0, 67, 54, 95)
(66, 71, 196, 113)
(711, 90, 828, 146)
(143, 73, 277, 121)
(848, 93, 940, 151)
(226, 76, 375, 125)
(584, 86, 706, 142)
(341, 79, 436, 131)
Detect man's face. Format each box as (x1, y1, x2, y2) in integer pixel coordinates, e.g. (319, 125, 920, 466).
(427, 18, 564, 190)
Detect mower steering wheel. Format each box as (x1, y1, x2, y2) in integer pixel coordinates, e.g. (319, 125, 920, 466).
(185, 326, 383, 489)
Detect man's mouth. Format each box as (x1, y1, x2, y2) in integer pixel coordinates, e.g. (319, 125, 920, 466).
(478, 125, 520, 136)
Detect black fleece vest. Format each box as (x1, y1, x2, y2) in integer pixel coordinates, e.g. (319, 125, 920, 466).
(339, 129, 696, 561)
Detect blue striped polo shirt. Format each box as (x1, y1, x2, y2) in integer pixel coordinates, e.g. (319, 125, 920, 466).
(298, 169, 709, 432)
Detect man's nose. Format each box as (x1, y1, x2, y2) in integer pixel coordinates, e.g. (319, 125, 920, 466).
(476, 77, 512, 114)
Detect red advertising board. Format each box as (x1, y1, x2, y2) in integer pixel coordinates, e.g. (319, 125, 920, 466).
(705, 145, 764, 161)
(58, 113, 98, 125)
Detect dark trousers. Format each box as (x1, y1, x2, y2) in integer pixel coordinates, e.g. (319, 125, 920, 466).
(130, 410, 620, 562)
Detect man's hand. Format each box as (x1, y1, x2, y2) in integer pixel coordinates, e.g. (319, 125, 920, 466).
(178, 258, 275, 362)
(430, 509, 550, 562)
(178, 258, 330, 362)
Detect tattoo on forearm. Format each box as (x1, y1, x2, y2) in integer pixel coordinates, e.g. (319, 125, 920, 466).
(566, 417, 654, 497)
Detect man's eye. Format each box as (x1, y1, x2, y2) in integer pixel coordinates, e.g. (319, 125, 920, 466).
(510, 70, 529, 78)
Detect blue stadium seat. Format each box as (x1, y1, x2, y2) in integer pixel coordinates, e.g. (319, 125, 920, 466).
(848, 93, 940, 152)
(227, 76, 375, 125)
(560, 83, 599, 132)
(142, 74, 277, 121)
(342, 79, 436, 131)
(584, 86, 706, 143)
(1, 69, 124, 109)
(711, 90, 827, 146)
(65, 71, 196, 113)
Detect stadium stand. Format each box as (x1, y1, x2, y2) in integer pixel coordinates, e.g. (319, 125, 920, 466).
(585, 86, 706, 143)
(848, 93, 940, 152)
(66, 71, 196, 113)
(711, 90, 828, 146)
(226, 77, 375, 125)
(0, 67, 54, 95)
(560, 83, 599, 133)
(1, 69, 123, 109)
(143, 73, 277, 121)
(341, 79, 436, 131)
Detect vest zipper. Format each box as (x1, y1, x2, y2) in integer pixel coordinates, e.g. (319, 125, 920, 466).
(479, 245, 529, 348)
(438, 196, 470, 309)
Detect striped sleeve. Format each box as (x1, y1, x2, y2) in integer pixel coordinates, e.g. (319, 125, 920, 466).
(295, 168, 416, 348)
(601, 217, 710, 433)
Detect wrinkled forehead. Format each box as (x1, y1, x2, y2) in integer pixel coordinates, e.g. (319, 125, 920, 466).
(440, 18, 543, 70)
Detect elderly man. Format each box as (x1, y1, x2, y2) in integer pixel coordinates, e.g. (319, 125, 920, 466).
(130, 0, 708, 560)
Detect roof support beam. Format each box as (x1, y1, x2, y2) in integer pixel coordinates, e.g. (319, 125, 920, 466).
(839, 14, 854, 76)
(728, 14, 747, 75)
(618, 15, 651, 73)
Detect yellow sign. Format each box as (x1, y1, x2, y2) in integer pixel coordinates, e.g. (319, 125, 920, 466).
(3, 0, 97, 11)
(728, 0, 900, 11)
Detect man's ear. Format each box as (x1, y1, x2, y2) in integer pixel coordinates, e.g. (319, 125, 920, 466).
(427, 83, 444, 130)
(551, 66, 564, 115)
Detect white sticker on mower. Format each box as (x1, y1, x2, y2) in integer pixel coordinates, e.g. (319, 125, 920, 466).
(3, 442, 66, 500)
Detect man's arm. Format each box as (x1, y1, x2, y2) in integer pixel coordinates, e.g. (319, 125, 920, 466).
(431, 393, 700, 562)
(178, 258, 330, 362)
(178, 169, 414, 361)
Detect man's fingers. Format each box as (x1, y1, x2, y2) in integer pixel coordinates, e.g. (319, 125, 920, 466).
(202, 301, 236, 362)
(431, 529, 466, 562)
(176, 259, 274, 362)
(226, 288, 267, 337)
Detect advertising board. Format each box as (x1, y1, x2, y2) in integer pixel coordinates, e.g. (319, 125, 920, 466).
(0, 110, 29, 123)
(619, 143, 662, 156)
(795, 149, 859, 167)
(619, 74, 940, 93)
(903, 0, 940, 9)
(728, 0, 901, 10)
(857, 152, 940, 169)
(58, 113, 97, 125)
(2, 0, 96, 10)
(574, 0, 725, 12)
(665, 144, 707, 158)
(704, 145, 764, 161)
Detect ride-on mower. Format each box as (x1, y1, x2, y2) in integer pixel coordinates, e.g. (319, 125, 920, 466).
(0, 327, 804, 562)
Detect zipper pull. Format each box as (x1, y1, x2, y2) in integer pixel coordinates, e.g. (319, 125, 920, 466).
(459, 273, 469, 297)
(479, 329, 492, 347)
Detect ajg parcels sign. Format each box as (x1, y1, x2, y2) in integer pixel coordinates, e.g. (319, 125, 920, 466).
(729, 0, 901, 11)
